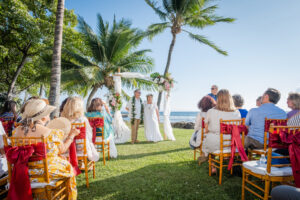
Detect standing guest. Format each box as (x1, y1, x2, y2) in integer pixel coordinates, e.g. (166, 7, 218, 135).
(256, 96, 262, 107)
(208, 85, 218, 101)
(0, 100, 20, 121)
(232, 94, 248, 118)
(126, 89, 144, 144)
(61, 97, 100, 162)
(245, 88, 287, 150)
(287, 92, 300, 119)
(143, 94, 163, 142)
(198, 89, 241, 167)
(189, 96, 216, 149)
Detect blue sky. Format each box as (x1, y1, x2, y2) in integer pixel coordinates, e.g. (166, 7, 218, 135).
(65, 0, 300, 111)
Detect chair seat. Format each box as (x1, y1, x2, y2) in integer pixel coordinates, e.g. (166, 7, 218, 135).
(31, 180, 59, 188)
(95, 137, 109, 143)
(213, 148, 238, 154)
(243, 160, 292, 176)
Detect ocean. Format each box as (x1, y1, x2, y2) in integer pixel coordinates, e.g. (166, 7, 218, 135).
(122, 111, 198, 123)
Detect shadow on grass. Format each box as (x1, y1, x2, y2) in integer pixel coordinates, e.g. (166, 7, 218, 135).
(78, 161, 243, 200)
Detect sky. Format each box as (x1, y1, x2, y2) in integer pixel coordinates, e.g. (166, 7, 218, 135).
(64, 0, 300, 111)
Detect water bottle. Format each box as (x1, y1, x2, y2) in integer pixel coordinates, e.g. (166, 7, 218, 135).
(259, 154, 267, 167)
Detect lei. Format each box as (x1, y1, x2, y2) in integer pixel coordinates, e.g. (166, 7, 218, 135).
(131, 97, 144, 125)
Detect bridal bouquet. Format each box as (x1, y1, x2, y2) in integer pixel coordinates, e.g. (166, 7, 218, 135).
(150, 72, 174, 93)
(108, 92, 122, 112)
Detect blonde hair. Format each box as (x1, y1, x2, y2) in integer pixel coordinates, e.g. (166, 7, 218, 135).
(61, 97, 85, 120)
(288, 92, 300, 110)
(215, 89, 236, 112)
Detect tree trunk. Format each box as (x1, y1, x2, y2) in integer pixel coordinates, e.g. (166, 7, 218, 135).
(39, 84, 44, 97)
(23, 91, 28, 104)
(49, 0, 65, 118)
(86, 85, 99, 110)
(157, 33, 177, 109)
(7, 54, 28, 100)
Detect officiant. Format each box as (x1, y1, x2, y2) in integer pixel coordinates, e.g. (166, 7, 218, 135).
(126, 89, 144, 144)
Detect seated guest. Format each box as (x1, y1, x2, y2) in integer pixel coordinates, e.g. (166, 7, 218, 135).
(198, 89, 241, 166)
(13, 99, 78, 199)
(208, 85, 218, 101)
(85, 98, 117, 158)
(61, 97, 100, 162)
(287, 95, 300, 126)
(0, 100, 20, 121)
(232, 94, 248, 118)
(60, 97, 70, 116)
(287, 92, 300, 119)
(271, 185, 300, 200)
(245, 88, 287, 149)
(256, 96, 262, 107)
(189, 96, 216, 149)
(0, 121, 7, 178)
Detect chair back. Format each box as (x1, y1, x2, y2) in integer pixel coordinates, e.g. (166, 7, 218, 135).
(87, 117, 105, 143)
(71, 122, 87, 157)
(2, 135, 50, 183)
(263, 118, 287, 151)
(266, 125, 300, 174)
(0, 117, 15, 136)
(219, 119, 246, 152)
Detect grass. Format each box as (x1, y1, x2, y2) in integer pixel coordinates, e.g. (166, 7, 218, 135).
(76, 126, 244, 200)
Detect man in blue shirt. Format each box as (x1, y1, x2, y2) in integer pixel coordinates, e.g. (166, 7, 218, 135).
(245, 88, 287, 149)
(208, 85, 218, 101)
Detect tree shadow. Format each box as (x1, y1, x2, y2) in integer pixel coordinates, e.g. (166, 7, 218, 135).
(77, 161, 243, 200)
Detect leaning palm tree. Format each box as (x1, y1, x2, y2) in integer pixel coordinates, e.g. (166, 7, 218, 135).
(145, 0, 235, 108)
(49, 0, 64, 117)
(61, 15, 155, 109)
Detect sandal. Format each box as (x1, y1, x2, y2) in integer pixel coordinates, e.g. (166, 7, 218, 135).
(197, 156, 208, 165)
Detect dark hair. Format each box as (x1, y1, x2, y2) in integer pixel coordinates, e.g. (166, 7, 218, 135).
(232, 94, 244, 107)
(256, 96, 262, 102)
(60, 97, 70, 114)
(87, 98, 103, 112)
(264, 88, 281, 104)
(1, 100, 18, 120)
(198, 96, 216, 112)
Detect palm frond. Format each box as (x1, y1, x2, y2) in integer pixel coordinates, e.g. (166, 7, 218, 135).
(145, 0, 168, 21)
(146, 22, 170, 40)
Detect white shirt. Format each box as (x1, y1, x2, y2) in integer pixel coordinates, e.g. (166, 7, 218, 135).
(0, 122, 5, 149)
(126, 98, 142, 120)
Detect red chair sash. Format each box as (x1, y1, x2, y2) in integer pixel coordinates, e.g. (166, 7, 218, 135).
(201, 119, 205, 128)
(220, 124, 248, 170)
(4, 143, 46, 200)
(265, 119, 287, 132)
(1, 119, 14, 136)
(88, 118, 104, 143)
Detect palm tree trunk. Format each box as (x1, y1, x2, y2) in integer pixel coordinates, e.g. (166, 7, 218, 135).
(49, 0, 65, 118)
(157, 33, 177, 109)
(86, 85, 99, 110)
(39, 84, 43, 97)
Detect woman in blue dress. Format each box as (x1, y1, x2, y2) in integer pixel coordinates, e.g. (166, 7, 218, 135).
(85, 98, 117, 158)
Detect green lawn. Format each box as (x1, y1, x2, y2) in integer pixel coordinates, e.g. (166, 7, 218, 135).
(76, 126, 243, 200)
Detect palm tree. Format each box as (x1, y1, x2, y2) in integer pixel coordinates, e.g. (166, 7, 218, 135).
(145, 0, 235, 108)
(49, 0, 64, 117)
(62, 15, 155, 109)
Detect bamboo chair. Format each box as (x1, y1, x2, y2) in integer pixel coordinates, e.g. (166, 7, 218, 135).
(3, 135, 70, 200)
(209, 119, 246, 185)
(71, 122, 95, 188)
(241, 125, 298, 200)
(248, 118, 287, 160)
(87, 117, 110, 165)
(193, 117, 205, 162)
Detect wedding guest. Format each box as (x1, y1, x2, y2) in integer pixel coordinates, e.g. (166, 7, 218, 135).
(256, 96, 262, 107)
(198, 89, 241, 167)
(232, 94, 248, 118)
(126, 89, 144, 144)
(0, 121, 7, 178)
(189, 96, 216, 149)
(271, 185, 300, 200)
(13, 99, 78, 199)
(287, 92, 300, 119)
(208, 85, 218, 101)
(245, 88, 286, 150)
(287, 95, 300, 126)
(0, 100, 20, 121)
(61, 97, 100, 162)
(60, 97, 70, 115)
(86, 98, 117, 158)
(143, 94, 163, 142)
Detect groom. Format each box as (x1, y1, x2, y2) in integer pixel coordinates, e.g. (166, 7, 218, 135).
(126, 89, 144, 144)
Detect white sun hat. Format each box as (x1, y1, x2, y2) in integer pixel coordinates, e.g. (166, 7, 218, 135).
(21, 99, 56, 122)
(47, 117, 71, 136)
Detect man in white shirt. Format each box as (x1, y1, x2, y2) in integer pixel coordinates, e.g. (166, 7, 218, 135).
(126, 89, 143, 144)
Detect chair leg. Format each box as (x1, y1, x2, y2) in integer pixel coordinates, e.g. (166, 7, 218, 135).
(264, 180, 270, 200)
(107, 142, 110, 160)
(194, 149, 196, 161)
(241, 168, 245, 200)
(93, 161, 95, 179)
(102, 144, 106, 165)
(85, 158, 89, 188)
(209, 154, 212, 176)
(219, 155, 223, 185)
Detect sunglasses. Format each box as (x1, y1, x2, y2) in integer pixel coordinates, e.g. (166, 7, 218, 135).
(211, 88, 216, 90)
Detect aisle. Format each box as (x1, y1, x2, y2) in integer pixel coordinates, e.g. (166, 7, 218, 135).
(76, 126, 242, 200)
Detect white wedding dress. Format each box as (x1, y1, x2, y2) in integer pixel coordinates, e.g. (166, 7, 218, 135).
(144, 103, 163, 142)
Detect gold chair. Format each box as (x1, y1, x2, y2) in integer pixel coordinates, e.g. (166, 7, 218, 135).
(241, 125, 298, 200)
(0, 175, 8, 197)
(88, 117, 110, 165)
(248, 118, 287, 160)
(209, 119, 246, 185)
(193, 117, 205, 162)
(71, 122, 95, 188)
(3, 135, 70, 200)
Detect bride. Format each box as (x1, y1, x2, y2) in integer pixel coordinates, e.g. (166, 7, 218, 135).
(144, 94, 163, 142)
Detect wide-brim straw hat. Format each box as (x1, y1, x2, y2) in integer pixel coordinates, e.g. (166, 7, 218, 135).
(47, 117, 71, 136)
(21, 99, 56, 122)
